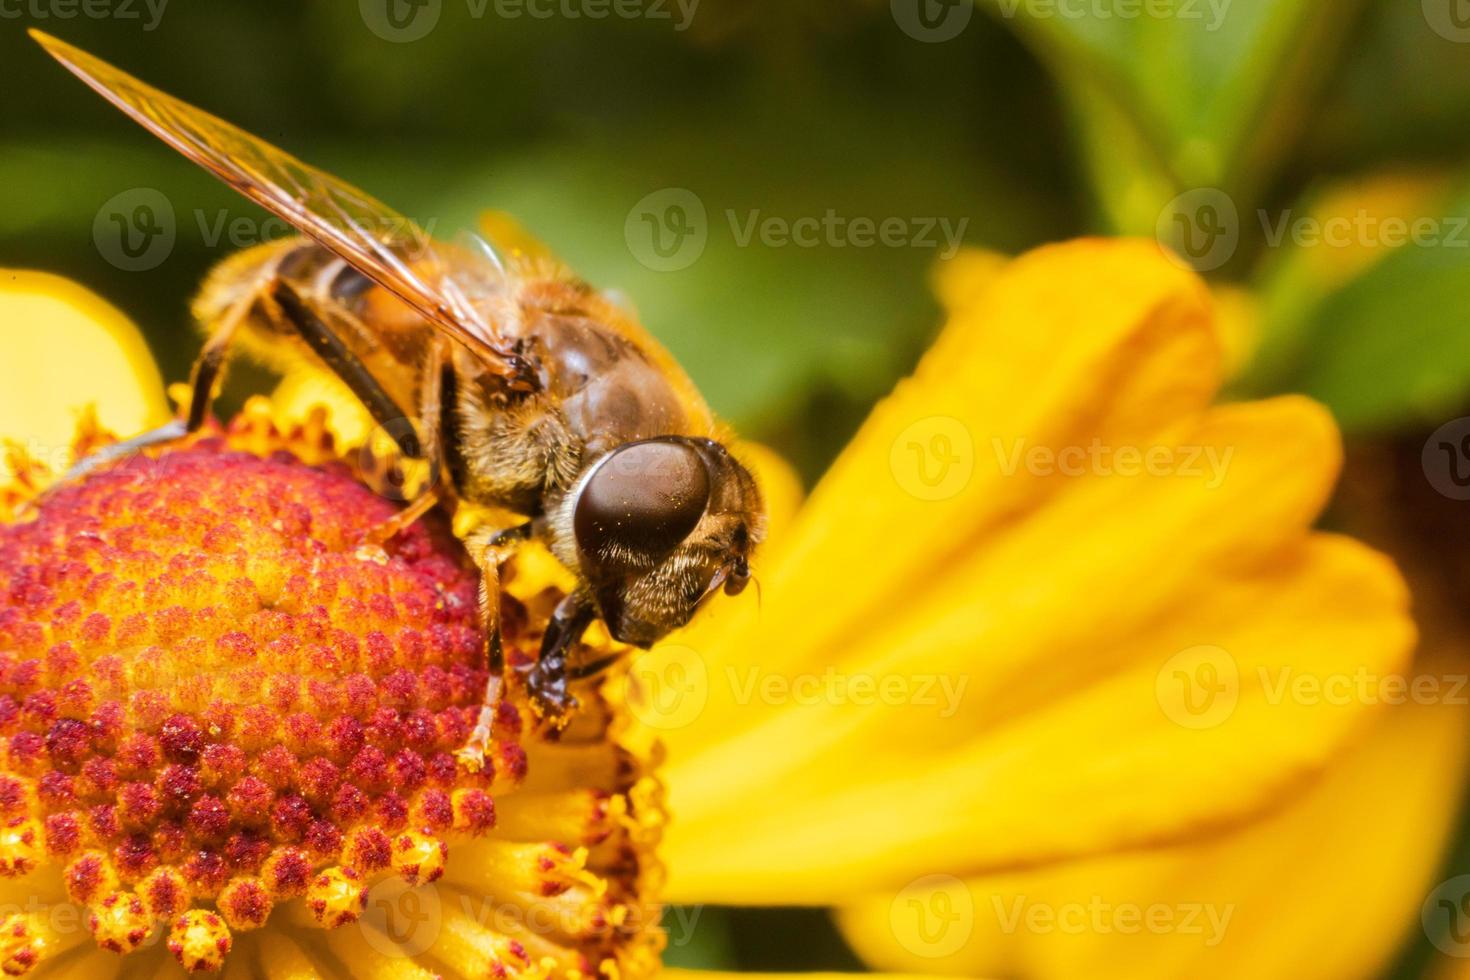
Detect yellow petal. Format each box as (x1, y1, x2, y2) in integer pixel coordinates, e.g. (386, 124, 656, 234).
(662, 972, 974, 980)
(0, 270, 167, 464)
(272, 366, 376, 448)
(657, 240, 1413, 905)
(836, 643, 1470, 979)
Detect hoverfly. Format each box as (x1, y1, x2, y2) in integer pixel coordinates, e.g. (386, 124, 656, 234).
(31, 31, 765, 745)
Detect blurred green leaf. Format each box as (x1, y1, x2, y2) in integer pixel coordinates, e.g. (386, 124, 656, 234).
(1239, 175, 1470, 433)
(982, 0, 1364, 232)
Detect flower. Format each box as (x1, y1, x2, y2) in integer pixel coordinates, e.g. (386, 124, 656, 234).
(0, 287, 663, 973)
(0, 236, 1433, 979)
(645, 239, 1433, 976)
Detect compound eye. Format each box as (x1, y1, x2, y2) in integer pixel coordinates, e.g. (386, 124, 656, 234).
(574, 440, 711, 565)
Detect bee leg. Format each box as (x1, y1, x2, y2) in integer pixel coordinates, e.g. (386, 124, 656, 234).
(361, 490, 439, 548)
(361, 340, 450, 548)
(185, 284, 257, 432)
(39, 419, 190, 496)
(527, 589, 596, 725)
(456, 548, 504, 774)
(454, 520, 537, 771)
(35, 281, 258, 502)
(568, 654, 620, 681)
(269, 281, 422, 458)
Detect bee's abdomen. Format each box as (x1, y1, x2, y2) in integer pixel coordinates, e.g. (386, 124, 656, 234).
(191, 239, 380, 359)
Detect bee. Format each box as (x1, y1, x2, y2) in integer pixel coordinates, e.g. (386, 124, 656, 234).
(31, 31, 765, 742)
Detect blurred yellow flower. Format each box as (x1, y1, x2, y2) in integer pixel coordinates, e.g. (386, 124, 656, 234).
(0, 237, 1432, 978)
(650, 239, 1438, 978)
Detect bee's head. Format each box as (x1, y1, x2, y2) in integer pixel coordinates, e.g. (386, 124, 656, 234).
(568, 437, 764, 647)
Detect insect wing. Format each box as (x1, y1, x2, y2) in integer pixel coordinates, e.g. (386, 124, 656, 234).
(31, 30, 525, 379)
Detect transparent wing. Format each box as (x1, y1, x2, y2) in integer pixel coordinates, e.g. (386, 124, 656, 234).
(32, 29, 531, 383)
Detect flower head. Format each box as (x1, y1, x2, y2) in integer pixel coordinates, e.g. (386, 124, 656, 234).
(0, 406, 663, 976)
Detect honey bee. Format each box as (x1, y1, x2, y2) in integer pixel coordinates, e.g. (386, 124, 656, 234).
(32, 31, 765, 741)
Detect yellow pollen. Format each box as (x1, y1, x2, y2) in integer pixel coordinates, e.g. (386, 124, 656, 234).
(167, 909, 231, 973)
(138, 866, 191, 921)
(0, 820, 40, 878)
(62, 851, 118, 906)
(390, 828, 447, 886)
(86, 890, 151, 954)
(305, 866, 366, 928)
(0, 915, 43, 977)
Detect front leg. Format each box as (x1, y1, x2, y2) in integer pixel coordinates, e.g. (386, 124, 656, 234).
(455, 521, 533, 772)
(528, 589, 596, 725)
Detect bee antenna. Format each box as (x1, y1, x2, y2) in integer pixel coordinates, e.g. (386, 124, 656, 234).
(751, 574, 763, 611)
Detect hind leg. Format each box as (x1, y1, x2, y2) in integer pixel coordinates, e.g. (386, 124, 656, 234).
(47, 286, 258, 492)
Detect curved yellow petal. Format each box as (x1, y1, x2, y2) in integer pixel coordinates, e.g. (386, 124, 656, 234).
(0, 270, 167, 463)
(271, 366, 376, 449)
(836, 643, 1470, 979)
(658, 240, 1413, 905)
(661, 972, 974, 980)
